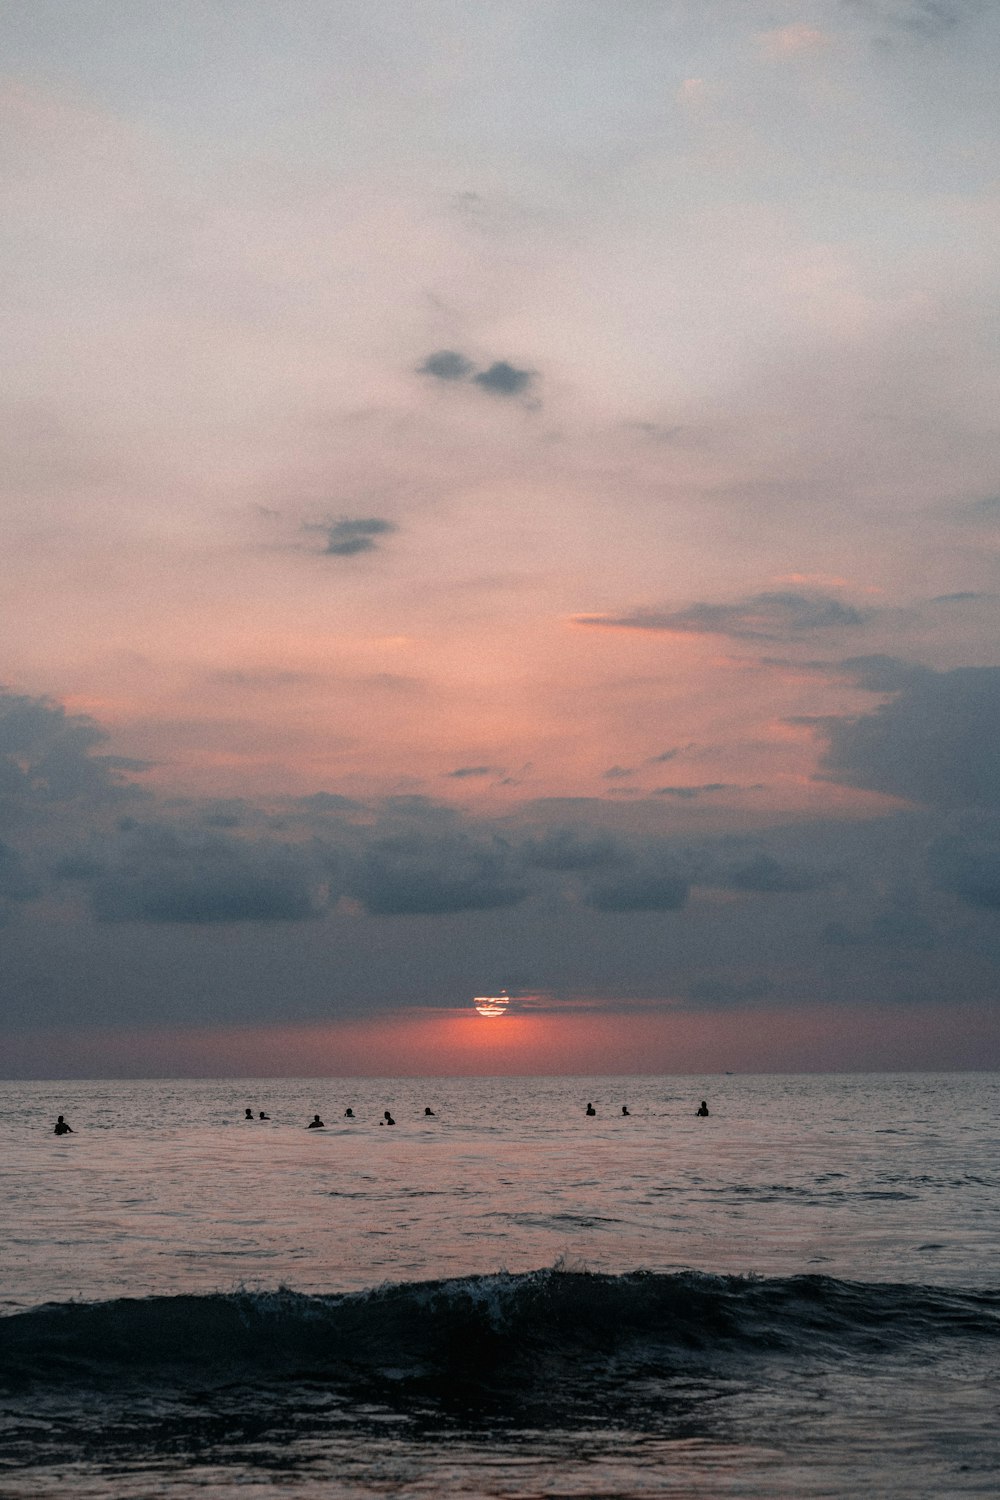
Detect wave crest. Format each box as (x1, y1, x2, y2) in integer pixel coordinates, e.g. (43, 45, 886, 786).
(2, 1268, 997, 1394)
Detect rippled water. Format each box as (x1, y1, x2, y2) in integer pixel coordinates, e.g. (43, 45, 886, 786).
(1, 1073, 998, 1497)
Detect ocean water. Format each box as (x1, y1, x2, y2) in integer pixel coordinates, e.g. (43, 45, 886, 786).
(0, 1073, 998, 1498)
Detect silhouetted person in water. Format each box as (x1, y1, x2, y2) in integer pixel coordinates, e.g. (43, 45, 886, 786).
(307, 1114, 325, 1128)
(245, 1108, 254, 1120)
(53, 1115, 73, 1135)
(344, 1107, 354, 1119)
(383, 1111, 395, 1125)
(258, 1112, 269, 1120)
(696, 1100, 709, 1117)
(424, 1107, 435, 1116)
(621, 1105, 630, 1116)
(586, 1102, 596, 1116)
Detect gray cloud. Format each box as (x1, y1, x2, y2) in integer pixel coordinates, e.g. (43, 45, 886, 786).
(320, 517, 397, 557)
(89, 824, 324, 924)
(686, 975, 774, 1007)
(845, 0, 985, 39)
(585, 867, 689, 913)
(473, 361, 534, 396)
(0, 688, 148, 822)
(294, 791, 364, 815)
(201, 809, 243, 829)
(5, 688, 1000, 1051)
(820, 665, 1000, 807)
(576, 592, 869, 641)
(51, 850, 106, 881)
(348, 833, 527, 916)
(838, 655, 933, 691)
(0, 840, 41, 902)
(823, 902, 936, 947)
(0, 688, 941, 937)
(720, 853, 837, 893)
(523, 827, 621, 871)
(418, 350, 475, 381)
(655, 783, 731, 799)
(929, 831, 1000, 908)
(417, 351, 535, 398)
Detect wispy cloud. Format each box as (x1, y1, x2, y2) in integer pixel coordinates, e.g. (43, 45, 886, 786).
(575, 593, 870, 641)
(654, 783, 738, 799)
(648, 747, 684, 764)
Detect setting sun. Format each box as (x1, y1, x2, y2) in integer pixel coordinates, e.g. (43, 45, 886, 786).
(473, 993, 510, 1018)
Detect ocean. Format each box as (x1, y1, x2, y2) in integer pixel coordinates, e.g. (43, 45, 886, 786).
(0, 1073, 997, 1497)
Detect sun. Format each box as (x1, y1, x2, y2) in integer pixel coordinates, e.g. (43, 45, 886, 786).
(473, 992, 510, 1017)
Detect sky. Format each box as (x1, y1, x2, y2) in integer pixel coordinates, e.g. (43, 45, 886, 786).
(3, 0, 1000, 1077)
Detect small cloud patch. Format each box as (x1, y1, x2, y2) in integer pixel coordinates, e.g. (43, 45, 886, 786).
(321, 518, 397, 557)
(473, 361, 533, 396)
(419, 350, 474, 381)
(417, 350, 536, 400)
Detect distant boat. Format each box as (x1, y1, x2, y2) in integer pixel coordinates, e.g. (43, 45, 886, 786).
(473, 991, 510, 1017)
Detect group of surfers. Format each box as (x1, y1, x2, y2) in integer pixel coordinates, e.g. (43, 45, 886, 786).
(54, 1100, 711, 1133)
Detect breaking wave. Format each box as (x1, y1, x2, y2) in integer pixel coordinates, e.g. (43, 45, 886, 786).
(3, 1268, 998, 1397)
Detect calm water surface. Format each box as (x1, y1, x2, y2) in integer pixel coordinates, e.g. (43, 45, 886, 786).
(1, 1073, 997, 1498)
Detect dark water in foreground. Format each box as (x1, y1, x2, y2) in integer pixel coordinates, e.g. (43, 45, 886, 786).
(1, 1073, 998, 1496)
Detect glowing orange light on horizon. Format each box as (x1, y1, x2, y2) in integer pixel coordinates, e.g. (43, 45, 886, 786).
(473, 992, 510, 1017)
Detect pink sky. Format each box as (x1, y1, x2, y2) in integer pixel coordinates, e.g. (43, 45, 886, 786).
(2, 2, 1000, 1073)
